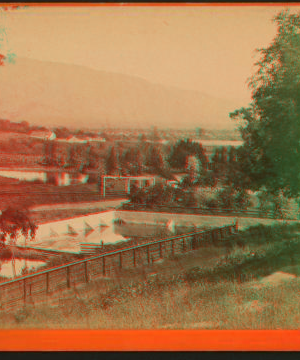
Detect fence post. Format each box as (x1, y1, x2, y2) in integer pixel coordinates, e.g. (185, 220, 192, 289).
(182, 237, 185, 252)
(147, 245, 150, 264)
(119, 253, 122, 270)
(133, 249, 136, 267)
(67, 267, 70, 288)
(159, 242, 163, 259)
(46, 272, 49, 294)
(234, 220, 239, 233)
(85, 261, 89, 283)
(23, 279, 26, 302)
(171, 240, 174, 256)
(103, 257, 106, 276)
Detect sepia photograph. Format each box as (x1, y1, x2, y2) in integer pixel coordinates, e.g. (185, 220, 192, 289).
(0, 2, 300, 349)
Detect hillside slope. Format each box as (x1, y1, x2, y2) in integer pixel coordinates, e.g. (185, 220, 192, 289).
(0, 57, 242, 129)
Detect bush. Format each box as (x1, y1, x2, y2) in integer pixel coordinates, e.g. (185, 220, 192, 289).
(216, 186, 236, 209)
(202, 172, 218, 187)
(233, 189, 251, 210)
(195, 186, 251, 211)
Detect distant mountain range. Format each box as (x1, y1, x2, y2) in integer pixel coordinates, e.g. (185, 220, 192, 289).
(0, 57, 245, 130)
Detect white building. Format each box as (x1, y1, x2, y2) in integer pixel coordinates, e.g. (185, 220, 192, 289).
(30, 130, 56, 141)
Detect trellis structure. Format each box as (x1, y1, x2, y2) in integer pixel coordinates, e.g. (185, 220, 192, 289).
(100, 175, 156, 197)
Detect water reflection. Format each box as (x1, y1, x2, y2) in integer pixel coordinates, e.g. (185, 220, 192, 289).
(25, 222, 197, 254)
(0, 259, 45, 279)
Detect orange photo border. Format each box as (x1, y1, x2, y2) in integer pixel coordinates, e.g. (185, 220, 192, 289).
(1, 2, 300, 351)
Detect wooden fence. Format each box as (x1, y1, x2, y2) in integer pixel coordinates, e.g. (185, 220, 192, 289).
(0, 223, 236, 310)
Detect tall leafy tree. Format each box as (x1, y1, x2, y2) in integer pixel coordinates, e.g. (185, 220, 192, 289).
(186, 155, 203, 184)
(168, 139, 207, 170)
(145, 144, 164, 173)
(230, 10, 300, 197)
(0, 208, 37, 246)
(105, 146, 118, 175)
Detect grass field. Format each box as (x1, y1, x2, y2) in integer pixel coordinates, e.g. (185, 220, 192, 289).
(1, 222, 300, 329)
(31, 199, 127, 224)
(0, 183, 104, 210)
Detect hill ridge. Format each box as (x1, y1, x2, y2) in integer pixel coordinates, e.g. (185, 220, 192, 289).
(0, 57, 241, 129)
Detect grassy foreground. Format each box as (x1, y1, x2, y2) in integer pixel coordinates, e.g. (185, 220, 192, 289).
(1, 222, 300, 329)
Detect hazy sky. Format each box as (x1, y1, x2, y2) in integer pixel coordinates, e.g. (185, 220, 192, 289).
(0, 4, 298, 103)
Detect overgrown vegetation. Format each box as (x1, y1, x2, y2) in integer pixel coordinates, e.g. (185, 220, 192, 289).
(1, 223, 300, 329)
(0, 208, 37, 247)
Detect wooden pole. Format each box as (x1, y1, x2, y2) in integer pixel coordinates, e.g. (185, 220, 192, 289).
(182, 238, 185, 252)
(23, 279, 26, 302)
(133, 249, 136, 267)
(46, 272, 49, 294)
(119, 253, 122, 270)
(147, 245, 150, 264)
(103, 257, 106, 276)
(67, 267, 70, 288)
(159, 242, 163, 258)
(171, 240, 174, 256)
(85, 261, 89, 283)
(235, 220, 239, 233)
(127, 178, 131, 194)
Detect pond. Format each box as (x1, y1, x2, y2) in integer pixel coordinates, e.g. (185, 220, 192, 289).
(0, 258, 46, 280)
(26, 222, 199, 254)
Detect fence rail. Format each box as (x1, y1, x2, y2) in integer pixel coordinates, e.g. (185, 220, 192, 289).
(122, 203, 290, 220)
(0, 223, 236, 310)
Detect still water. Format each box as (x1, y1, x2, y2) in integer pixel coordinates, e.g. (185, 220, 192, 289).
(28, 222, 196, 254)
(0, 259, 46, 279)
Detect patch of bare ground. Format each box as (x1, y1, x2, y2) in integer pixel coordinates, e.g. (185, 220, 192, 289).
(260, 271, 297, 285)
(248, 272, 297, 290)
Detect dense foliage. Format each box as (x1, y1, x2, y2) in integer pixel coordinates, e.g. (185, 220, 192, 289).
(129, 182, 197, 208)
(0, 208, 37, 246)
(230, 10, 300, 197)
(168, 139, 208, 170)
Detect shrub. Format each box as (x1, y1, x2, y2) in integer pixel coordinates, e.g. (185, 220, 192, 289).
(233, 189, 251, 210)
(216, 186, 235, 209)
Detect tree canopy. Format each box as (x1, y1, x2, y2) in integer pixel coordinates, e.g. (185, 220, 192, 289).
(105, 146, 119, 175)
(0, 208, 37, 245)
(230, 10, 300, 197)
(168, 139, 207, 170)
